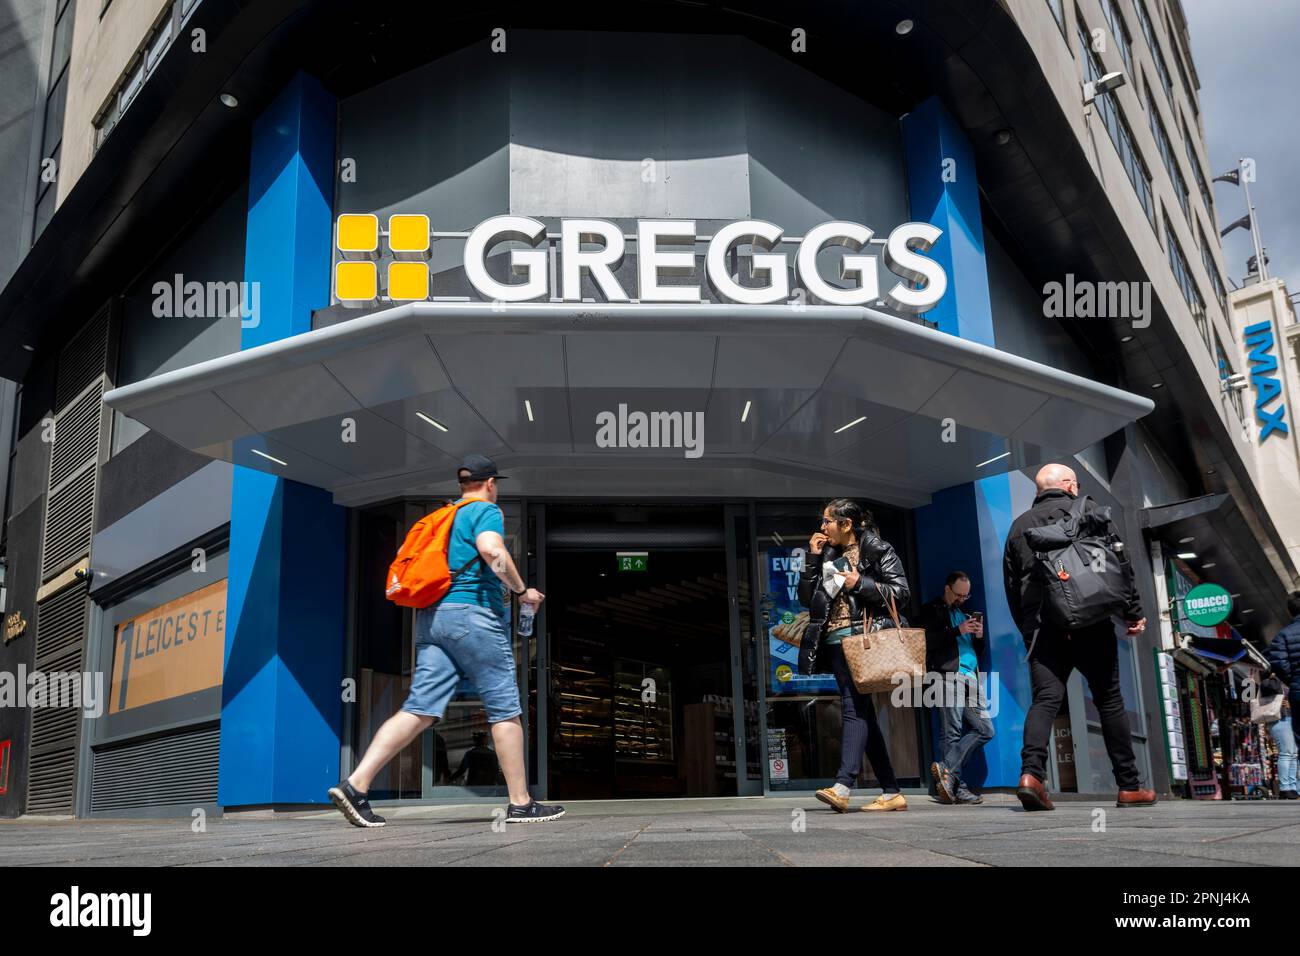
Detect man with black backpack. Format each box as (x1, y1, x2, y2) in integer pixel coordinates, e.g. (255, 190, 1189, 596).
(1003, 463, 1156, 811)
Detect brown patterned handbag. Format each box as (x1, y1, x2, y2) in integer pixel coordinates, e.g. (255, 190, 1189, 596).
(840, 587, 926, 695)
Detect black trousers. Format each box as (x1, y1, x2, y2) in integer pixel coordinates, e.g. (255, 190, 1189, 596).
(830, 645, 900, 791)
(1021, 621, 1140, 790)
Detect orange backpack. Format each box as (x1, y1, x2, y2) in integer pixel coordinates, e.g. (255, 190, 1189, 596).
(385, 499, 486, 608)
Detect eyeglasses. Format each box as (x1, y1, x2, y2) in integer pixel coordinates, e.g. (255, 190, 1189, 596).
(819, 516, 843, 527)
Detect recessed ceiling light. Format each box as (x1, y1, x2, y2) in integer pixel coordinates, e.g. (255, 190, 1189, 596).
(524, 399, 534, 422)
(416, 412, 448, 432)
(1200, 562, 1216, 569)
(895, 19, 914, 35)
(994, 129, 1013, 146)
(220, 93, 239, 108)
(1206, 468, 1216, 475)
(1151, 382, 1164, 389)
(251, 448, 287, 467)
(1241, 608, 1255, 615)
(834, 415, 867, 434)
(1176, 551, 1197, 560)
(1119, 334, 1134, 343)
(1178, 537, 1195, 544)
(976, 451, 1011, 468)
(741, 400, 752, 423)
(1230, 593, 1241, 598)
(21, 343, 34, 351)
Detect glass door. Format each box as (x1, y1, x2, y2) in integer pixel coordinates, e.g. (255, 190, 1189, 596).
(726, 504, 763, 796)
(416, 498, 526, 797)
(347, 497, 527, 800)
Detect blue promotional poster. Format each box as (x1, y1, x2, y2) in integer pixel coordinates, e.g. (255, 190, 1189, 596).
(765, 547, 837, 695)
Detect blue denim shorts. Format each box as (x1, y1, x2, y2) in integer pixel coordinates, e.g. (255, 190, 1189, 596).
(401, 602, 522, 724)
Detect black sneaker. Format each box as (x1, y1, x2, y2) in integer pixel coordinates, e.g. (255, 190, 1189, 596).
(328, 780, 387, 828)
(505, 799, 566, 823)
(954, 789, 984, 805)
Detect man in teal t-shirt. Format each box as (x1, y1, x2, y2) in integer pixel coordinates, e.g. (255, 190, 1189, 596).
(920, 571, 994, 804)
(950, 603, 978, 676)
(443, 496, 507, 616)
(330, 455, 565, 828)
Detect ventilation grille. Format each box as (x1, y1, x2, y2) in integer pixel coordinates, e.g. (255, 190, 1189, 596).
(25, 584, 88, 815)
(49, 385, 103, 488)
(27, 748, 77, 815)
(43, 463, 96, 579)
(55, 307, 109, 410)
(90, 726, 220, 813)
(34, 583, 87, 671)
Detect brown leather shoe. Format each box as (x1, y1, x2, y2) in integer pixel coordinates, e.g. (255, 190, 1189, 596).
(1116, 787, 1157, 807)
(1016, 773, 1055, 811)
(814, 787, 850, 813)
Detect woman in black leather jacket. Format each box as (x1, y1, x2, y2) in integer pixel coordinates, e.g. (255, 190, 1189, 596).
(797, 498, 912, 813)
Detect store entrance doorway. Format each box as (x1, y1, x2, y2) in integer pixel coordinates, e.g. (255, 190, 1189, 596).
(543, 504, 738, 799)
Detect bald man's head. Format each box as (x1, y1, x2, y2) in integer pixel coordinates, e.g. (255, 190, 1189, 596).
(1035, 463, 1078, 495)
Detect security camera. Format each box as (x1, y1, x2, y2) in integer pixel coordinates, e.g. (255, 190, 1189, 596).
(1221, 373, 1249, 392)
(1083, 71, 1127, 104)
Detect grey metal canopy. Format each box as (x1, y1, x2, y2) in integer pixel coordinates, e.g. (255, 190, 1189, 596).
(101, 302, 1154, 507)
(1143, 493, 1295, 645)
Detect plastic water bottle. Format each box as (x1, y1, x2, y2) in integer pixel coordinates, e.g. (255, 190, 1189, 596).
(518, 601, 536, 637)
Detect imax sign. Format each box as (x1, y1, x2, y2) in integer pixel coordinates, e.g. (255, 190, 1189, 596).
(1244, 320, 1289, 441)
(334, 215, 947, 314)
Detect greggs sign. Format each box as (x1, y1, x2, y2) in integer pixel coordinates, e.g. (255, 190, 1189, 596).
(334, 215, 947, 314)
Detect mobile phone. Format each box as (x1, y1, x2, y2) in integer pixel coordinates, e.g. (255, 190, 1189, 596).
(969, 611, 984, 625)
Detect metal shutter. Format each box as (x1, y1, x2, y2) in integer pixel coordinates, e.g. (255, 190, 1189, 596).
(42, 453, 97, 579)
(54, 307, 108, 409)
(25, 582, 88, 814)
(90, 726, 220, 813)
(26, 308, 110, 814)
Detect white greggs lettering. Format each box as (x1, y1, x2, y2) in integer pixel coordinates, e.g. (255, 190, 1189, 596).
(337, 214, 946, 311)
(460, 216, 946, 313)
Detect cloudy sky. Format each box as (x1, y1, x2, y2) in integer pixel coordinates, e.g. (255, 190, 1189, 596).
(1184, 0, 1298, 294)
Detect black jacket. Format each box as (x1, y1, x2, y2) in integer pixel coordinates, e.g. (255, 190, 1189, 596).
(918, 595, 981, 675)
(796, 531, 911, 674)
(1002, 489, 1142, 642)
(1267, 615, 1300, 700)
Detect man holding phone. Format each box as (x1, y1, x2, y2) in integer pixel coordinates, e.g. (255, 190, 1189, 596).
(918, 571, 994, 804)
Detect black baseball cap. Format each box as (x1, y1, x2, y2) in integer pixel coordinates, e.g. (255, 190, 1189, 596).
(457, 454, 507, 482)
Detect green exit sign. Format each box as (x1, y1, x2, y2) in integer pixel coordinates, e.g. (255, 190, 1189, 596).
(617, 551, 649, 572)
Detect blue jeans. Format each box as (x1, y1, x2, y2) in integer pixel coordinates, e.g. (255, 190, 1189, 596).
(1269, 717, 1297, 793)
(938, 671, 994, 789)
(402, 602, 521, 724)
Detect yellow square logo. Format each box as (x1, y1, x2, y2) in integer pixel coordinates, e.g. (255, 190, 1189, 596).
(387, 262, 429, 301)
(335, 261, 377, 301)
(388, 214, 430, 257)
(337, 214, 379, 257)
